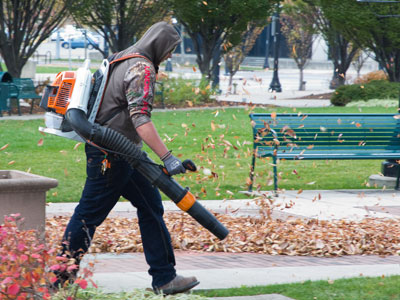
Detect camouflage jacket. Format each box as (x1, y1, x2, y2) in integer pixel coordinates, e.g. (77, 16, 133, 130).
(95, 22, 181, 146)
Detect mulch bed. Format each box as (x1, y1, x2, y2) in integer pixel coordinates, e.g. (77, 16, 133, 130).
(295, 92, 333, 100)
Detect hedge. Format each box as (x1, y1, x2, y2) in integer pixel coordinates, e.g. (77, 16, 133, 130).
(331, 80, 400, 106)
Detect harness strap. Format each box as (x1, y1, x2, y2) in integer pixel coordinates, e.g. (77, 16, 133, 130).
(109, 53, 151, 66)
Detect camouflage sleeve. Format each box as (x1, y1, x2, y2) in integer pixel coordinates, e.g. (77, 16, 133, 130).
(124, 60, 156, 128)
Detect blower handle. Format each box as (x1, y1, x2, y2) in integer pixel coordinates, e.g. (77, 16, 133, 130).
(182, 159, 197, 172)
(162, 159, 197, 176)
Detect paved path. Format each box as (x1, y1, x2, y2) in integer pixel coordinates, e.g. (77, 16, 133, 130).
(82, 251, 400, 294)
(47, 189, 400, 221)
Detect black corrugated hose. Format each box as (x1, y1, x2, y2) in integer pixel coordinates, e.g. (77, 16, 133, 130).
(65, 108, 229, 240)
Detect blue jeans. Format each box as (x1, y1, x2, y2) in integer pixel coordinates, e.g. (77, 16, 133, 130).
(61, 144, 176, 288)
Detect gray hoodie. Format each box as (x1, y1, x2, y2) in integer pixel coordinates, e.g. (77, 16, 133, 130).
(96, 22, 181, 145)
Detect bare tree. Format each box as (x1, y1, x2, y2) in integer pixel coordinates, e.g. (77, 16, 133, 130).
(68, 0, 170, 57)
(280, 0, 317, 91)
(304, 0, 360, 88)
(171, 0, 278, 86)
(0, 0, 69, 77)
(352, 49, 370, 80)
(224, 23, 265, 92)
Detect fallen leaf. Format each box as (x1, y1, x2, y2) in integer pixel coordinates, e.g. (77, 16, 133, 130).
(211, 121, 216, 131)
(242, 87, 251, 95)
(0, 144, 9, 151)
(74, 142, 82, 150)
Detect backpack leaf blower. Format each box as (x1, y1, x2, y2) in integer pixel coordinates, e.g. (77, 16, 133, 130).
(39, 59, 229, 240)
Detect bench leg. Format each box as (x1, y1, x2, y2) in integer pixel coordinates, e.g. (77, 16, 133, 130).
(396, 164, 400, 190)
(17, 99, 21, 116)
(273, 156, 278, 197)
(248, 149, 256, 192)
(30, 99, 35, 114)
(10, 98, 21, 116)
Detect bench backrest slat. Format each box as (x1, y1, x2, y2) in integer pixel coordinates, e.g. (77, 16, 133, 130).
(12, 78, 39, 98)
(250, 113, 400, 152)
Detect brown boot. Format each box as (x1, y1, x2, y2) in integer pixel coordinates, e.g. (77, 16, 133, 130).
(154, 275, 199, 295)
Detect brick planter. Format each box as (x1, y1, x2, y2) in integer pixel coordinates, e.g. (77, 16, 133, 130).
(0, 170, 58, 235)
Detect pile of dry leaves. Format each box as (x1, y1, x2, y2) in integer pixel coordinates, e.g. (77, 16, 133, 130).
(46, 210, 400, 257)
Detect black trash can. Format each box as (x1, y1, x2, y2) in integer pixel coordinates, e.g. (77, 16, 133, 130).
(0, 72, 12, 83)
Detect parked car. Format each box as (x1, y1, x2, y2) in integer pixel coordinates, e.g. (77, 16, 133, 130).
(61, 37, 99, 49)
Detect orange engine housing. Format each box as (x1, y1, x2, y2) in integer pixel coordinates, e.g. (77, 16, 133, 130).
(46, 71, 77, 115)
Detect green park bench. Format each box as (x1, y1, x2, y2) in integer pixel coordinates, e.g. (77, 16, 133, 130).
(0, 78, 41, 116)
(249, 113, 400, 193)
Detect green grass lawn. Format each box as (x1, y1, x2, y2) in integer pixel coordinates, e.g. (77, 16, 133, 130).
(1, 61, 101, 74)
(64, 275, 400, 299)
(36, 65, 100, 74)
(195, 275, 400, 300)
(0, 105, 396, 202)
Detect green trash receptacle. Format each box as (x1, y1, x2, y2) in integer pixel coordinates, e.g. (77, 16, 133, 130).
(0, 72, 12, 83)
(0, 72, 17, 116)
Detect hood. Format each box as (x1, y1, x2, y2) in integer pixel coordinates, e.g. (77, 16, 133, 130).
(115, 22, 181, 69)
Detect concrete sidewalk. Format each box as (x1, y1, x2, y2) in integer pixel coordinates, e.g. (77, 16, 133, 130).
(47, 189, 400, 221)
(46, 189, 400, 298)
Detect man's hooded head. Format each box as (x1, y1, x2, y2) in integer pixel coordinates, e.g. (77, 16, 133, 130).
(133, 21, 181, 70)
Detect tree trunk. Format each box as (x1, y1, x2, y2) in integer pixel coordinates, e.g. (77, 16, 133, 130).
(211, 43, 221, 90)
(2, 48, 24, 78)
(299, 67, 305, 91)
(191, 34, 212, 81)
(329, 69, 339, 90)
(228, 74, 234, 94)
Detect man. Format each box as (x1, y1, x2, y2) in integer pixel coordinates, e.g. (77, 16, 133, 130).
(56, 21, 199, 295)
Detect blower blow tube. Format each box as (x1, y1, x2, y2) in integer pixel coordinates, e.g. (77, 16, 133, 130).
(66, 108, 229, 240)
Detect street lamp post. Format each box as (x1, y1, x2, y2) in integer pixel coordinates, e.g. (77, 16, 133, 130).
(263, 25, 270, 69)
(55, 30, 61, 60)
(269, 9, 282, 92)
(83, 29, 87, 60)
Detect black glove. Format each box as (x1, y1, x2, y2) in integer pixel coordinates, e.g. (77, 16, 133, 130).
(162, 154, 186, 176)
